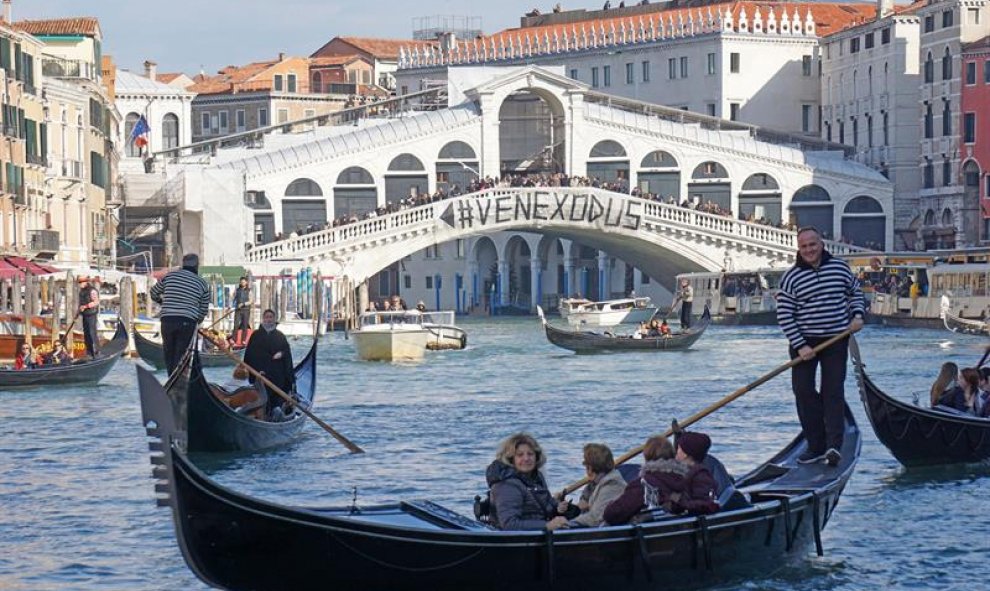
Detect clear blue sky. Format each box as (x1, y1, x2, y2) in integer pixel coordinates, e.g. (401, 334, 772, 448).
(14, 0, 549, 75)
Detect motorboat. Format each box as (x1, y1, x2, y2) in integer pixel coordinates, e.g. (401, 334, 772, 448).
(421, 310, 467, 350)
(559, 296, 657, 327)
(351, 311, 430, 361)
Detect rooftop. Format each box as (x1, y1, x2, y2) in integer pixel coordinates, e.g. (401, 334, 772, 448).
(14, 17, 100, 37)
(115, 69, 195, 95)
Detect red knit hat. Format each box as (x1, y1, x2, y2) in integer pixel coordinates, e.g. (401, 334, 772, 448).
(677, 432, 711, 463)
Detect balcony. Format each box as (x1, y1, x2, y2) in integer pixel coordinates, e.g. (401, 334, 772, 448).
(6, 182, 26, 205)
(26, 153, 47, 167)
(41, 57, 99, 81)
(28, 230, 60, 255)
(2, 124, 16, 138)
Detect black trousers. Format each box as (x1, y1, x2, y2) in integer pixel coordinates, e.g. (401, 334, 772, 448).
(789, 335, 849, 454)
(680, 301, 693, 329)
(234, 308, 251, 331)
(81, 313, 99, 357)
(161, 317, 199, 376)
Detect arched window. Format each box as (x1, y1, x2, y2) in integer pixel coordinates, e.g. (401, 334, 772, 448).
(437, 142, 478, 192)
(925, 52, 934, 83)
(386, 154, 428, 203)
(789, 185, 834, 238)
(124, 112, 141, 157)
(942, 47, 952, 80)
(387, 153, 426, 171)
(942, 208, 953, 226)
(742, 173, 780, 191)
(639, 150, 678, 168)
(311, 71, 323, 93)
(588, 140, 630, 189)
(336, 167, 374, 185)
(589, 140, 627, 158)
(334, 166, 377, 218)
(438, 141, 477, 159)
(638, 151, 680, 199)
(843, 196, 884, 214)
(841, 196, 886, 248)
(740, 173, 782, 223)
(924, 209, 935, 226)
(867, 65, 873, 95)
(285, 178, 323, 196)
(691, 161, 728, 179)
(161, 113, 179, 150)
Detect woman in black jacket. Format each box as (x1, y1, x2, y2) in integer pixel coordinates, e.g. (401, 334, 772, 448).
(485, 433, 570, 531)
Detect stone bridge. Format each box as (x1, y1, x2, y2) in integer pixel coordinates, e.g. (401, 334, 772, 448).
(245, 187, 861, 284)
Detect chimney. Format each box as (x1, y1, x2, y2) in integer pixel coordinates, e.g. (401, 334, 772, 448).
(144, 60, 157, 81)
(3, 0, 12, 23)
(278, 52, 286, 61)
(877, 0, 894, 19)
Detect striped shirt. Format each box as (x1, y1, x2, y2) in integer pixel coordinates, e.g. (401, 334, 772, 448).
(149, 269, 210, 322)
(776, 251, 865, 350)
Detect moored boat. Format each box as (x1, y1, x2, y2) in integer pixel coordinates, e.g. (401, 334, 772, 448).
(851, 337, 990, 467)
(0, 322, 128, 389)
(940, 297, 990, 336)
(539, 306, 712, 354)
(137, 365, 861, 591)
(351, 311, 430, 361)
(134, 330, 242, 370)
(560, 296, 657, 327)
(165, 339, 317, 452)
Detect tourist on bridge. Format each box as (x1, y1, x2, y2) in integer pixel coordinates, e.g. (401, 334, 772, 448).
(78, 276, 101, 358)
(149, 253, 211, 375)
(232, 276, 253, 347)
(244, 309, 295, 419)
(777, 227, 865, 467)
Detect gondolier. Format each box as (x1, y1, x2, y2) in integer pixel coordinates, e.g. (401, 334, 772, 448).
(673, 279, 693, 329)
(150, 253, 211, 375)
(78, 276, 101, 358)
(777, 227, 865, 466)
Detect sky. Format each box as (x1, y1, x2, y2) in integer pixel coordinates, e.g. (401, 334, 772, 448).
(13, 0, 550, 75)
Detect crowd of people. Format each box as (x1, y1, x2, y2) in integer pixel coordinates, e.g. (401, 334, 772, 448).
(930, 362, 990, 418)
(484, 430, 719, 531)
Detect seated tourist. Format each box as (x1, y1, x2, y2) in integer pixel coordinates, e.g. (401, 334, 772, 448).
(14, 344, 39, 370)
(633, 322, 648, 339)
(486, 433, 571, 531)
(659, 320, 671, 336)
(959, 367, 982, 416)
(930, 362, 965, 409)
(674, 432, 720, 514)
(646, 319, 662, 337)
(563, 443, 626, 528)
(48, 340, 73, 366)
(224, 364, 252, 390)
(604, 435, 687, 525)
(978, 368, 990, 418)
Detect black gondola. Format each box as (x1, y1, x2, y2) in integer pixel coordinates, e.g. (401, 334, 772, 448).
(0, 322, 128, 389)
(138, 365, 860, 591)
(851, 337, 990, 467)
(166, 339, 317, 452)
(538, 306, 711, 353)
(134, 329, 242, 370)
(940, 307, 989, 336)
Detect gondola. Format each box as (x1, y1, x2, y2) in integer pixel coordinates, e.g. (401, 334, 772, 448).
(138, 365, 860, 591)
(940, 303, 989, 336)
(0, 322, 128, 389)
(134, 329, 243, 370)
(166, 338, 317, 452)
(538, 305, 711, 353)
(851, 336, 990, 467)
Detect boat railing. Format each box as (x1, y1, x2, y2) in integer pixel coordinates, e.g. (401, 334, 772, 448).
(359, 311, 426, 328)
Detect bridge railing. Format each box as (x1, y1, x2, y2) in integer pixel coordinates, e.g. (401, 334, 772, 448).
(247, 187, 863, 262)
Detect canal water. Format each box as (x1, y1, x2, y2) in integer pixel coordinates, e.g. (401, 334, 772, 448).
(1, 318, 987, 590)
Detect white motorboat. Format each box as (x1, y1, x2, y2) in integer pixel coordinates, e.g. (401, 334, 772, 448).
(560, 297, 658, 327)
(420, 311, 467, 350)
(351, 311, 430, 361)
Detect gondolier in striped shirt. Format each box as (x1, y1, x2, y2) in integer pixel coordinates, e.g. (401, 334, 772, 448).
(150, 253, 211, 375)
(777, 227, 865, 467)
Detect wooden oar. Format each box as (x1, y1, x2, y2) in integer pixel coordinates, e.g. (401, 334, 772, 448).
(977, 344, 990, 369)
(197, 328, 364, 454)
(559, 328, 856, 496)
(60, 309, 84, 344)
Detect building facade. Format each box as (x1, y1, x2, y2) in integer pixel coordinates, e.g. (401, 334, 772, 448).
(961, 34, 990, 240)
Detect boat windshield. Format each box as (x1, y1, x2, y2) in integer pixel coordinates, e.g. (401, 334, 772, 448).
(420, 311, 455, 325)
(359, 311, 424, 327)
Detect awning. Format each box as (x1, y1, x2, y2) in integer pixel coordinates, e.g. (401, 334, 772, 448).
(3, 256, 58, 275)
(0, 259, 23, 280)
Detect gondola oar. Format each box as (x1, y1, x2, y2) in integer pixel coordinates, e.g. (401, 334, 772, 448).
(977, 344, 990, 369)
(60, 309, 84, 344)
(559, 327, 856, 496)
(197, 328, 365, 454)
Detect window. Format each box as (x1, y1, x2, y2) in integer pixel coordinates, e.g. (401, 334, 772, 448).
(943, 158, 951, 186)
(707, 52, 716, 75)
(866, 114, 873, 147)
(679, 56, 688, 78)
(200, 112, 210, 134)
(425, 276, 433, 289)
(802, 105, 811, 132)
(287, 73, 297, 93)
(824, 121, 830, 143)
(970, 8, 981, 25)
(802, 55, 812, 76)
(273, 74, 283, 91)
(839, 120, 845, 144)
(641, 60, 650, 82)
(730, 52, 740, 73)
(923, 159, 934, 189)
(603, 65, 611, 87)
(924, 103, 933, 138)
(942, 100, 951, 136)
(706, 103, 716, 117)
(259, 107, 269, 127)
(569, 68, 578, 80)
(591, 67, 599, 87)
(235, 109, 246, 132)
(852, 117, 858, 147)
(943, 47, 952, 80)
(219, 110, 229, 134)
(850, 37, 860, 53)
(729, 102, 739, 121)
(883, 112, 889, 146)
(881, 28, 891, 44)
(967, 61, 977, 84)
(925, 52, 934, 83)
(942, 9, 953, 28)
(277, 108, 289, 124)
(964, 112, 976, 143)
(865, 32, 874, 49)
(162, 113, 179, 149)
(986, 60, 990, 83)
(924, 15, 934, 33)
(668, 58, 677, 79)
(456, 239, 465, 258)
(404, 275, 412, 289)
(626, 62, 634, 84)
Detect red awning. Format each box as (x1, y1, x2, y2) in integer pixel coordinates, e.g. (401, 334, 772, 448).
(0, 259, 23, 280)
(3, 256, 58, 275)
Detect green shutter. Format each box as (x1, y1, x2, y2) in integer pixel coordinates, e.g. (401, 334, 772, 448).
(13, 42, 20, 81)
(0, 38, 10, 71)
(40, 122, 47, 160)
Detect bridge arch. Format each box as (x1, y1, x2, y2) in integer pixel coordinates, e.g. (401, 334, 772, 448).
(470, 236, 500, 308)
(499, 89, 566, 175)
(385, 153, 428, 204)
(437, 141, 479, 193)
(739, 172, 782, 224)
(334, 166, 377, 219)
(637, 149, 681, 200)
(841, 195, 885, 248)
(587, 140, 630, 188)
(282, 177, 326, 234)
(789, 184, 834, 238)
(688, 160, 731, 212)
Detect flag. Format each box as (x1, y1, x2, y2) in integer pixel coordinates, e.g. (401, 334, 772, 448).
(129, 115, 150, 148)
